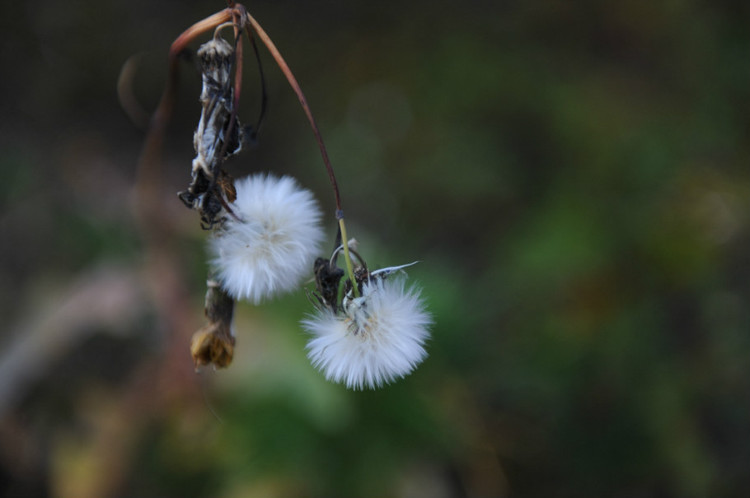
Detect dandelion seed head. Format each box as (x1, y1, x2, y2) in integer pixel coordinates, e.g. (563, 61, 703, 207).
(209, 174, 324, 304)
(303, 278, 431, 389)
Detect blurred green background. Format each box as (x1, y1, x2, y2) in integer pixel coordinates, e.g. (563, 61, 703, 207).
(1, 1, 749, 496)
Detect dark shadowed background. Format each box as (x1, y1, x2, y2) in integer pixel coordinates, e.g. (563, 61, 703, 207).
(1, 1, 749, 497)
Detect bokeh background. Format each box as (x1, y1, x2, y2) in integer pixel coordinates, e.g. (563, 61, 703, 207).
(1, 1, 749, 496)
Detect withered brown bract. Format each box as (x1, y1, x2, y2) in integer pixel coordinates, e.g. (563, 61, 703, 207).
(178, 37, 244, 230)
(190, 279, 236, 369)
(312, 257, 345, 313)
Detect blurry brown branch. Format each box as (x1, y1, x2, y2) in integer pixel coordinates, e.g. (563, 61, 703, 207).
(117, 54, 150, 130)
(0, 266, 147, 419)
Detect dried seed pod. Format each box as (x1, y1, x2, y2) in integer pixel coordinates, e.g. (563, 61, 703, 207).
(179, 37, 244, 230)
(193, 37, 243, 175)
(190, 278, 236, 368)
(197, 37, 234, 103)
(313, 257, 344, 312)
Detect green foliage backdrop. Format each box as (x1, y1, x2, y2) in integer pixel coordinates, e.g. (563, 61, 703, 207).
(0, 1, 748, 496)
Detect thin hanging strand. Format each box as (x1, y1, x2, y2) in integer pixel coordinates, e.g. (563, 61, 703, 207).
(245, 30, 268, 140)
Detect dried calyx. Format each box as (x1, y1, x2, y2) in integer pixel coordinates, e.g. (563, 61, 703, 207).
(190, 279, 236, 368)
(311, 242, 419, 316)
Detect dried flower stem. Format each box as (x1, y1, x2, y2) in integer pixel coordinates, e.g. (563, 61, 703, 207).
(242, 12, 338, 209)
(243, 10, 359, 296)
(169, 10, 233, 60)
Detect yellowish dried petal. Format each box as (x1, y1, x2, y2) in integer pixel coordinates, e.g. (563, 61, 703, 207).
(190, 324, 236, 369)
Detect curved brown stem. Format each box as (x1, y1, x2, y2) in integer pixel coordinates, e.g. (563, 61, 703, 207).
(243, 11, 343, 217)
(242, 10, 362, 295)
(169, 9, 233, 59)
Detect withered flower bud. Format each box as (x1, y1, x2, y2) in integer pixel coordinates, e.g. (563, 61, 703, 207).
(179, 37, 243, 230)
(190, 279, 236, 368)
(197, 37, 234, 103)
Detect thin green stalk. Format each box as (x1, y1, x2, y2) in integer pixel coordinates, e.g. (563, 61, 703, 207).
(338, 218, 359, 297)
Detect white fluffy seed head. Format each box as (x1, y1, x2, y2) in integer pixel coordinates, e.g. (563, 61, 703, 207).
(303, 278, 431, 390)
(209, 174, 324, 304)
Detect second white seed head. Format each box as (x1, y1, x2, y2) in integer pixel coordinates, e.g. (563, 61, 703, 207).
(303, 277, 432, 390)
